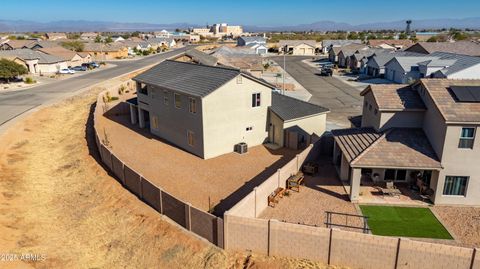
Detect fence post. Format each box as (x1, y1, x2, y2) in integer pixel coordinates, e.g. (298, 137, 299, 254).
(470, 248, 478, 269)
(268, 219, 278, 257)
(223, 211, 230, 250)
(185, 203, 192, 231)
(159, 188, 164, 214)
(395, 238, 406, 269)
(327, 228, 334, 265)
(254, 187, 258, 218)
(215, 217, 224, 249)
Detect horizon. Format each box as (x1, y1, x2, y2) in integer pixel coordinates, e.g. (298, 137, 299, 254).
(2, 0, 480, 26)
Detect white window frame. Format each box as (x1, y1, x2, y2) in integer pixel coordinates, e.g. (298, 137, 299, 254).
(252, 92, 261, 107)
(151, 115, 159, 130)
(237, 76, 243, 84)
(187, 130, 195, 147)
(164, 90, 169, 105)
(443, 176, 469, 197)
(174, 93, 181, 109)
(189, 97, 197, 114)
(459, 127, 475, 149)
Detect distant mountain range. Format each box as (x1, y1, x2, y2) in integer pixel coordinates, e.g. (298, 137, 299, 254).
(1, 17, 480, 33)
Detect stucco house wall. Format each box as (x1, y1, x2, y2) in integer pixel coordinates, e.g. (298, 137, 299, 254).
(202, 75, 272, 159)
(292, 44, 315, 56)
(379, 111, 424, 130)
(433, 125, 480, 205)
(360, 92, 381, 130)
(138, 85, 205, 158)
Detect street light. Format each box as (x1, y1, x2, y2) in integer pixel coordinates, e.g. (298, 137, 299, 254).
(283, 45, 287, 95)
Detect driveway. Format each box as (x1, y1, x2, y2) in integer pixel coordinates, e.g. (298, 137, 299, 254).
(270, 56, 362, 128)
(0, 46, 193, 134)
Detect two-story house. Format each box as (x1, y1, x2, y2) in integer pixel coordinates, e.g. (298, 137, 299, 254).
(128, 60, 329, 159)
(332, 79, 480, 206)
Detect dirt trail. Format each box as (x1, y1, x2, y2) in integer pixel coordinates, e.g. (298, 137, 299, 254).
(0, 82, 340, 268)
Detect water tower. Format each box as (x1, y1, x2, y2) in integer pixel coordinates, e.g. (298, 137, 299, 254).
(406, 20, 412, 35)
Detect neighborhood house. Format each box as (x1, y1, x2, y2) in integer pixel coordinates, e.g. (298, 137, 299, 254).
(128, 60, 329, 159)
(333, 79, 480, 206)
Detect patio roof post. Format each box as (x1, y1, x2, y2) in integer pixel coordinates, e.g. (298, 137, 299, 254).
(138, 107, 146, 129)
(349, 168, 361, 202)
(130, 104, 138, 125)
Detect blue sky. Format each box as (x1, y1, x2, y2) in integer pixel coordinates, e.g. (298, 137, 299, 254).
(2, 0, 480, 26)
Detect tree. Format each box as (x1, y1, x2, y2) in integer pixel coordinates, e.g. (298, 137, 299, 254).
(94, 35, 102, 43)
(347, 32, 359, 40)
(426, 36, 438, 42)
(60, 41, 84, 52)
(398, 33, 408, 39)
(452, 31, 468, 41)
(104, 36, 113, 44)
(0, 59, 28, 83)
(66, 33, 80, 39)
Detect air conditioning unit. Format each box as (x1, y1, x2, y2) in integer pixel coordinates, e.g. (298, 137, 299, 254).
(234, 142, 248, 154)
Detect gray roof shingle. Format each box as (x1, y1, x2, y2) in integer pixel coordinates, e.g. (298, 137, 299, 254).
(133, 60, 241, 97)
(270, 92, 329, 121)
(0, 48, 65, 64)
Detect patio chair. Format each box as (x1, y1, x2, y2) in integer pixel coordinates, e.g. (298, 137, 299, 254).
(386, 181, 396, 189)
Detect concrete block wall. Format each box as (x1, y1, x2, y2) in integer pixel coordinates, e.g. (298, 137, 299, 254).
(224, 214, 269, 254)
(254, 173, 280, 216)
(330, 229, 398, 269)
(269, 220, 330, 262)
(124, 165, 142, 198)
(111, 155, 125, 184)
(397, 239, 474, 269)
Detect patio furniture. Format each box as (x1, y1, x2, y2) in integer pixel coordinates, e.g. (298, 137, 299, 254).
(287, 172, 305, 192)
(380, 181, 402, 197)
(302, 162, 319, 175)
(268, 187, 286, 207)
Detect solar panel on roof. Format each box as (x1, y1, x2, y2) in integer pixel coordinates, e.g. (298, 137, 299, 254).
(450, 86, 480, 102)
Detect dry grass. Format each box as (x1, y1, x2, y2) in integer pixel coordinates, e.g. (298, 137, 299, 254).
(0, 78, 342, 268)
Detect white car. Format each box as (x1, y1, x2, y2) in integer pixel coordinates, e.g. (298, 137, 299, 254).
(58, 68, 75, 74)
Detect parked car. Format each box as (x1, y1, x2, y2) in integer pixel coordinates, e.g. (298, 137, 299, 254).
(81, 62, 99, 69)
(318, 68, 333, 76)
(71, 66, 87, 71)
(58, 68, 75, 74)
(319, 62, 334, 69)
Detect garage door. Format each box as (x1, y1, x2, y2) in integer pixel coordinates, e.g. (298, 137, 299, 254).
(300, 48, 305, 55)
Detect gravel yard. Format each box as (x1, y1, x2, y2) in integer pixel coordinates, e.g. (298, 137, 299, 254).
(432, 206, 480, 247)
(97, 103, 300, 214)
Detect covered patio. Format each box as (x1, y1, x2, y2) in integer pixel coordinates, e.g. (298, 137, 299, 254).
(332, 127, 442, 205)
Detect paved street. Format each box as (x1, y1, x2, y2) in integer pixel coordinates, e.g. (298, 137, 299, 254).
(270, 56, 363, 128)
(0, 47, 191, 133)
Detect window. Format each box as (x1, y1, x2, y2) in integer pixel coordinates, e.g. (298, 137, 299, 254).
(189, 97, 197, 113)
(164, 90, 169, 105)
(246, 126, 253, 131)
(174, 93, 181, 108)
(385, 169, 396, 181)
(139, 83, 148, 95)
(443, 176, 468, 196)
(459, 127, 475, 149)
(187, 130, 195, 147)
(151, 115, 159, 130)
(252, 93, 261, 107)
(237, 76, 243, 84)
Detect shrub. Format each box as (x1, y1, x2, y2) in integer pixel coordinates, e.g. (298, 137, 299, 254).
(24, 77, 36, 84)
(0, 59, 28, 82)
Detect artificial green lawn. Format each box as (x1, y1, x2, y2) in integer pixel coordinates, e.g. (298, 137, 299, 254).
(359, 205, 453, 239)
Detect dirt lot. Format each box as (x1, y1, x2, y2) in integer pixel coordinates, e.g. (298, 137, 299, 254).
(97, 105, 299, 214)
(0, 79, 345, 268)
(259, 157, 363, 230)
